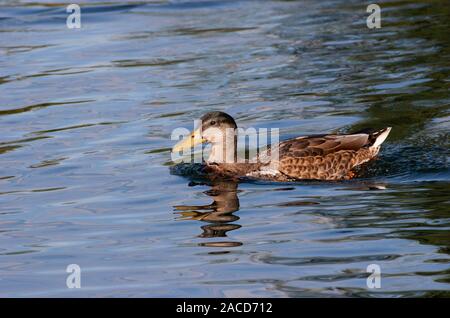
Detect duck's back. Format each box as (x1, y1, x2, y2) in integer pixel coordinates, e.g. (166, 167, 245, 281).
(260, 128, 391, 181)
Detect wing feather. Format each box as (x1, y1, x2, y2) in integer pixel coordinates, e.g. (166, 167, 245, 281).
(279, 133, 369, 158)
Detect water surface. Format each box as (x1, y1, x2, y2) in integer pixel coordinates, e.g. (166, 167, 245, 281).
(0, 0, 449, 297)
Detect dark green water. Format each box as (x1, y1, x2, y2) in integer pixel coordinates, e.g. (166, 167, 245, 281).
(0, 0, 449, 297)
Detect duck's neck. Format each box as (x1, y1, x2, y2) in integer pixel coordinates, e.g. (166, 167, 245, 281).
(207, 130, 237, 164)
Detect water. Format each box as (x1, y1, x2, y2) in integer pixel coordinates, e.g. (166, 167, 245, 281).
(0, 0, 449, 297)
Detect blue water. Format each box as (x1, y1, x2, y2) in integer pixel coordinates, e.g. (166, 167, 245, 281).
(0, 0, 449, 297)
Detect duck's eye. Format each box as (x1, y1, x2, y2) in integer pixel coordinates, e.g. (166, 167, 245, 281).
(210, 120, 216, 126)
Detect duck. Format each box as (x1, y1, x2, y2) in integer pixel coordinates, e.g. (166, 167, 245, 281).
(172, 111, 391, 181)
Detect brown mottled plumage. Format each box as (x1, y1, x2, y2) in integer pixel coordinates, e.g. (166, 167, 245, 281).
(172, 112, 392, 181)
(273, 133, 385, 180)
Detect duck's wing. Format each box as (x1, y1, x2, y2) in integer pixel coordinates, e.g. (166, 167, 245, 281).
(254, 128, 391, 180)
(278, 133, 370, 158)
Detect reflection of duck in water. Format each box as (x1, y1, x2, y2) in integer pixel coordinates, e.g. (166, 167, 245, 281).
(172, 112, 391, 181)
(174, 181, 242, 247)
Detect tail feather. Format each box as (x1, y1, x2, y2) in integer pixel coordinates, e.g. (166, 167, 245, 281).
(370, 127, 392, 148)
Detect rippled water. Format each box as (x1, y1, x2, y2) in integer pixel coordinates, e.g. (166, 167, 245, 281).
(0, 0, 449, 297)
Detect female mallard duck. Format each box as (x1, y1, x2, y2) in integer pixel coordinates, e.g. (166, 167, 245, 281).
(172, 111, 391, 181)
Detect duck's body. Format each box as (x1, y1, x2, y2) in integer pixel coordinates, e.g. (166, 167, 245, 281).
(173, 112, 391, 182)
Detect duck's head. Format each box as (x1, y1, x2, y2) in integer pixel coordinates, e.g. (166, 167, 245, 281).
(173, 111, 237, 154)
